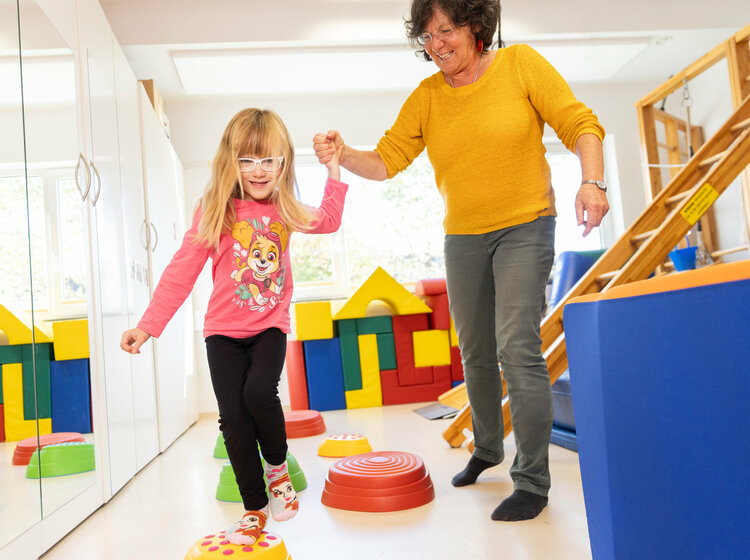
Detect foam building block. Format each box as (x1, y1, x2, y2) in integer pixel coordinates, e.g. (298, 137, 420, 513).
(333, 267, 432, 320)
(22, 343, 52, 420)
(50, 358, 92, 433)
(345, 334, 382, 409)
(355, 316, 392, 335)
(414, 278, 447, 296)
(392, 314, 433, 386)
(380, 365, 452, 406)
(449, 346, 464, 383)
(2, 362, 52, 441)
(376, 333, 397, 370)
(285, 340, 309, 411)
(564, 261, 750, 560)
(425, 294, 451, 330)
(294, 301, 333, 341)
(336, 319, 361, 391)
(303, 338, 346, 411)
(0, 304, 53, 345)
(51, 318, 89, 360)
(412, 330, 451, 367)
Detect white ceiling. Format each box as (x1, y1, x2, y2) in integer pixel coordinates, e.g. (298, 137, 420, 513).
(97, 0, 750, 99)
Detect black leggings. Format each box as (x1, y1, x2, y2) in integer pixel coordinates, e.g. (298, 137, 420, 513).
(205, 328, 288, 510)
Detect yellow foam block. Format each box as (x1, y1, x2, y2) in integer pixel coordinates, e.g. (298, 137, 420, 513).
(345, 334, 382, 409)
(413, 330, 451, 367)
(293, 301, 333, 341)
(0, 304, 53, 345)
(333, 267, 432, 320)
(2, 363, 53, 441)
(449, 317, 459, 346)
(51, 318, 89, 360)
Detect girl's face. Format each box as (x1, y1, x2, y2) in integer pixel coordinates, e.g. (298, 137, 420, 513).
(423, 8, 477, 79)
(239, 154, 282, 201)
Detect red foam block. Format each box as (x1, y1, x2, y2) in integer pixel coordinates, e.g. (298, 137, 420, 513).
(12, 432, 85, 465)
(321, 451, 434, 512)
(285, 340, 309, 411)
(284, 409, 326, 438)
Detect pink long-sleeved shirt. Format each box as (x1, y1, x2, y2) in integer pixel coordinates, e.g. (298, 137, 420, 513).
(138, 177, 348, 339)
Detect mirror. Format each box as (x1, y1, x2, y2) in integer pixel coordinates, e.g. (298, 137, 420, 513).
(0, 0, 43, 548)
(15, 0, 97, 524)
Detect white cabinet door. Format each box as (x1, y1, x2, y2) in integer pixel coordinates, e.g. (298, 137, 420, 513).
(113, 41, 159, 471)
(139, 87, 196, 451)
(78, 0, 137, 496)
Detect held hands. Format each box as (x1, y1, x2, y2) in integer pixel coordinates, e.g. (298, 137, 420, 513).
(313, 131, 345, 179)
(575, 183, 610, 237)
(120, 327, 151, 355)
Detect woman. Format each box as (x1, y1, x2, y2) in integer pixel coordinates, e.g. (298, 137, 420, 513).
(313, 0, 608, 522)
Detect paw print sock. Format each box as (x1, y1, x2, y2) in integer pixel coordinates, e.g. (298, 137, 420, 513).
(225, 506, 269, 545)
(265, 462, 299, 521)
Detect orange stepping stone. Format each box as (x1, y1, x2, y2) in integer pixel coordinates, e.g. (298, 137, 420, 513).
(12, 432, 85, 466)
(321, 451, 434, 512)
(317, 434, 372, 458)
(283, 410, 326, 438)
(185, 531, 291, 559)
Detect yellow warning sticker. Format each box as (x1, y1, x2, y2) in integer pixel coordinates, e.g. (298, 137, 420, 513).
(680, 183, 719, 225)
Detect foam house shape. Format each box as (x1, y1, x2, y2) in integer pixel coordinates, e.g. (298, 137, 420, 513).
(287, 267, 464, 411)
(0, 305, 93, 443)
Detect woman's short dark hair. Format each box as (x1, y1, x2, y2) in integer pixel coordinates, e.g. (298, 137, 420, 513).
(405, 0, 501, 61)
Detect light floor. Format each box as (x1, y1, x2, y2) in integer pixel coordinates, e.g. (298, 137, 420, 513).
(41, 405, 592, 560)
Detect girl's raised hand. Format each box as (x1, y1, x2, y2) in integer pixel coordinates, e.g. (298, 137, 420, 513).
(120, 327, 151, 354)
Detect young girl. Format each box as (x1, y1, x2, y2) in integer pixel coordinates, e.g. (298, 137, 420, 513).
(120, 108, 347, 545)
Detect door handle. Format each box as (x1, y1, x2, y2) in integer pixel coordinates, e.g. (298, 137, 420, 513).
(74, 153, 91, 201)
(90, 161, 102, 206)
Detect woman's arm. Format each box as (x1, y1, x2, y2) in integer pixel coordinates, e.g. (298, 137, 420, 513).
(574, 133, 609, 237)
(313, 130, 388, 181)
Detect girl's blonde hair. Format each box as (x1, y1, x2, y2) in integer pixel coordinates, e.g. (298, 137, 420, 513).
(195, 108, 317, 248)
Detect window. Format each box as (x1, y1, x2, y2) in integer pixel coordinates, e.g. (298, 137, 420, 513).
(0, 169, 86, 318)
(291, 146, 601, 300)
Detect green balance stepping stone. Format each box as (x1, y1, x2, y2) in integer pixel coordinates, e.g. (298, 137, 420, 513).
(215, 452, 307, 502)
(213, 434, 228, 459)
(25, 442, 95, 478)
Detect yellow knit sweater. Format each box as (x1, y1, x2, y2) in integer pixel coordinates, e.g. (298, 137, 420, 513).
(375, 44, 605, 235)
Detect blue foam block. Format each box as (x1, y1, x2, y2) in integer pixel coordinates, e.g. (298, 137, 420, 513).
(303, 338, 346, 411)
(564, 278, 750, 560)
(49, 359, 92, 433)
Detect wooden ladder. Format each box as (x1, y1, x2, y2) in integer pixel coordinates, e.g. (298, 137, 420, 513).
(442, 94, 750, 448)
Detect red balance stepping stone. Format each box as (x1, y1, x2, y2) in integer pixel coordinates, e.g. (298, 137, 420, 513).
(12, 432, 85, 466)
(283, 410, 326, 438)
(321, 451, 435, 512)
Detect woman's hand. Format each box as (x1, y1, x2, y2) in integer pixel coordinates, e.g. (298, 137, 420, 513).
(313, 130, 345, 165)
(120, 327, 151, 354)
(575, 184, 609, 237)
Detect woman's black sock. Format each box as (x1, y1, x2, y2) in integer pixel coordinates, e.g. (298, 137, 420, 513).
(451, 456, 499, 487)
(491, 489, 548, 521)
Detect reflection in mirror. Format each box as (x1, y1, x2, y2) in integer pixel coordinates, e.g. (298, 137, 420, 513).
(16, 0, 97, 524)
(0, 0, 43, 549)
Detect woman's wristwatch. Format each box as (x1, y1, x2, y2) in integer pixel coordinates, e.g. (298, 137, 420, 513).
(581, 179, 607, 192)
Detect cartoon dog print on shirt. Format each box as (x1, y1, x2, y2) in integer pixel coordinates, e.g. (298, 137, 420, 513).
(231, 217, 288, 310)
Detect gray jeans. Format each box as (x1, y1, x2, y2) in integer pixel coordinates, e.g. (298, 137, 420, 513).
(445, 216, 555, 496)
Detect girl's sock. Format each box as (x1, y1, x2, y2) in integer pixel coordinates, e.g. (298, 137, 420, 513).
(265, 461, 299, 521)
(451, 455, 499, 487)
(225, 506, 269, 545)
(491, 489, 548, 521)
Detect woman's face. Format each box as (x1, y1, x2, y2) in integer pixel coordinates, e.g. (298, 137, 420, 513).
(422, 7, 478, 78)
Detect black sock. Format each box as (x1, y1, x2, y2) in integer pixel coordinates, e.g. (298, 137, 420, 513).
(491, 489, 548, 521)
(451, 456, 499, 487)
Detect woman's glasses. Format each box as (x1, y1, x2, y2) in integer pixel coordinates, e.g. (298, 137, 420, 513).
(417, 26, 456, 45)
(237, 156, 284, 172)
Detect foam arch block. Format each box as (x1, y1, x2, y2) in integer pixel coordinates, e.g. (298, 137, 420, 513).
(333, 267, 432, 320)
